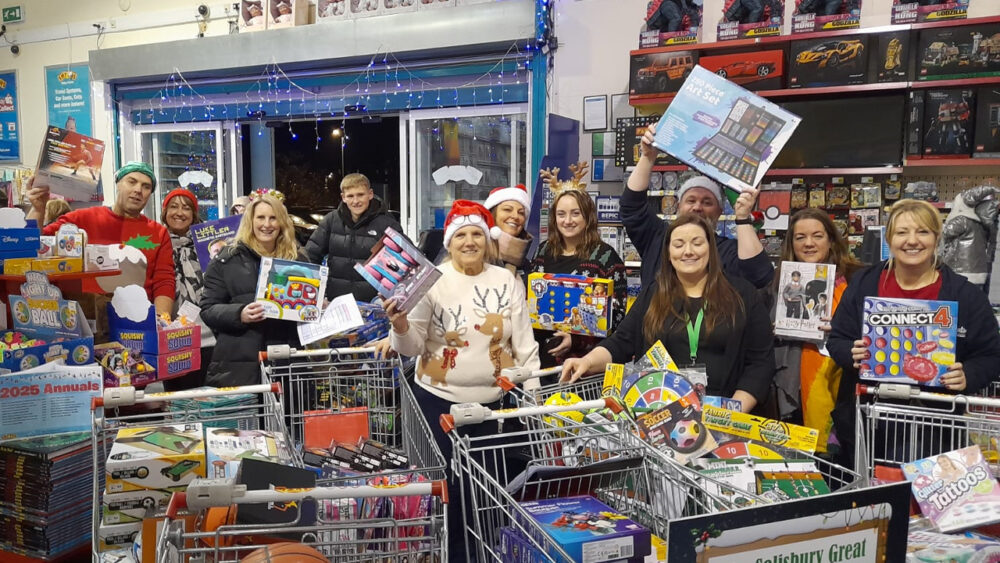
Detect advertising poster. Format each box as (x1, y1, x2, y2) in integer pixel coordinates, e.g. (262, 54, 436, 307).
(0, 363, 102, 441)
(45, 64, 92, 136)
(0, 70, 20, 163)
(667, 482, 910, 562)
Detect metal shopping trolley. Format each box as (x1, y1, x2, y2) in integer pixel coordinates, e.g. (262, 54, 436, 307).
(91, 382, 292, 561)
(856, 383, 1000, 485)
(155, 476, 448, 562)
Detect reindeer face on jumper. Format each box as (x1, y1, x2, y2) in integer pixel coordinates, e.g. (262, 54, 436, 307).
(472, 285, 512, 341)
(432, 306, 469, 349)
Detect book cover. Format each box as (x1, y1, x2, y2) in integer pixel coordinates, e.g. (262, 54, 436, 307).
(774, 261, 835, 342)
(517, 495, 651, 562)
(34, 126, 105, 203)
(254, 257, 328, 323)
(191, 214, 242, 270)
(904, 446, 1000, 532)
(652, 65, 801, 192)
(861, 297, 958, 386)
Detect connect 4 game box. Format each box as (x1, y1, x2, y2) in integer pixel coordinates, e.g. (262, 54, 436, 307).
(527, 272, 613, 337)
(861, 297, 958, 386)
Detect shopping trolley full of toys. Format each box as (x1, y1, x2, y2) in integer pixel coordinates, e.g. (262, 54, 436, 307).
(91, 382, 293, 561)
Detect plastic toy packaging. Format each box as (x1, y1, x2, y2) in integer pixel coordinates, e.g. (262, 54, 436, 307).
(717, 0, 783, 41)
(940, 185, 1000, 286)
(354, 227, 441, 314)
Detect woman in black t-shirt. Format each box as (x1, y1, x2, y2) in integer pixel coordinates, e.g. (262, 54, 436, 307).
(561, 214, 775, 413)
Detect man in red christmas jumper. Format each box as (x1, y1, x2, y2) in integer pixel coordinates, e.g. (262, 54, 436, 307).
(25, 161, 175, 317)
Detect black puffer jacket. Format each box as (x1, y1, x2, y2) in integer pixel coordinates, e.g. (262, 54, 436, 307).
(200, 242, 304, 387)
(304, 197, 403, 301)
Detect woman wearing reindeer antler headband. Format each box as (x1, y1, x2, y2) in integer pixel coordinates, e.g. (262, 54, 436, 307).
(528, 162, 627, 370)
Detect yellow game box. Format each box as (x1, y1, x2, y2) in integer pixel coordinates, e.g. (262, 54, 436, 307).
(702, 405, 819, 454)
(527, 272, 613, 337)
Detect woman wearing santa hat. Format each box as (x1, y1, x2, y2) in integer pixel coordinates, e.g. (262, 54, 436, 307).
(384, 199, 540, 558)
(484, 184, 534, 279)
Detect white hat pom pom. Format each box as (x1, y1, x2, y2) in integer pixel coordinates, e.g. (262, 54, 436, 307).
(490, 226, 504, 240)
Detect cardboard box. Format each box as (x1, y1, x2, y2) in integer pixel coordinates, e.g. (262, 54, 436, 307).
(789, 35, 869, 88)
(255, 257, 328, 322)
(518, 496, 651, 562)
(354, 227, 440, 314)
(629, 51, 698, 97)
(893, 0, 969, 24)
(527, 272, 614, 337)
(239, 0, 267, 31)
(922, 89, 975, 156)
(142, 348, 201, 382)
(791, 0, 861, 33)
(0, 248, 37, 268)
(54, 224, 85, 257)
(28, 257, 83, 274)
(699, 50, 784, 91)
(974, 86, 1000, 158)
(98, 520, 141, 550)
(108, 285, 201, 356)
(105, 423, 206, 493)
(34, 126, 105, 203)
(205, 428, 294, 480)
(267, 0, 308, 28)
(906, 90, 925, 157)
(0, 227, 41, 251)
(86, 244, 120, 271)
(316, 0, 348, 21)
(918, 24, 1000, 82)
(102, 488, 172, 525)
(95, 342, 158, 388)
(873, 31, 911, 83)
(717, 0, 783, 42)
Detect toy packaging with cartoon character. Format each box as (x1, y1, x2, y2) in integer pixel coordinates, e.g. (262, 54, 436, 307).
(791, 0, 861, 33)
(516, 495, 651, 562)
(34, 126, 105, 203)
(254, 257, 329, 322)
(789, 35, 870, 87)
(861, 297, 959, 386)
(717, 0, 783, 41)
(922, 89, 975, 156)
(892, 0, 968, 24)
(640, 0, 704, 47)
(903, 445, 1000, 532)
(528, 272, 614, 337)
(354, 226, 441, 314)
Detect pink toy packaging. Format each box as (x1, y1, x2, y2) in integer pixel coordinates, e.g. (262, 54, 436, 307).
(354, 227, 441, 314)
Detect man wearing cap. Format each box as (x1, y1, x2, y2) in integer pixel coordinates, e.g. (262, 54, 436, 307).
(305, 172, 403, 301)
(26, 161, 175, 316)
(621, 124, 774, 290)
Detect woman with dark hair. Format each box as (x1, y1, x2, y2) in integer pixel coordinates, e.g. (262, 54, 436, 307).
(561, 214, 774, 413)
(767, 208, 863, 452)
(528, 186, 626, 367)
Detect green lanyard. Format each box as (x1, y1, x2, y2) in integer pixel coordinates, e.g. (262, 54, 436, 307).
(686, 308, 704, 364)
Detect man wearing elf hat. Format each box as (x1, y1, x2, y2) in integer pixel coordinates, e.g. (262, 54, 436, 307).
(26, 162, 176, 316)
(483, 183, 533, 277)
(621, 124, 774, 290)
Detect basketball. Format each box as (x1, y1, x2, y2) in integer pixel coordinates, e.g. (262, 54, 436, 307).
(241, 542, 327, 562)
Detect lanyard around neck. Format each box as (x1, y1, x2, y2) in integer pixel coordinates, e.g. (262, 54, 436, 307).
(686, 308, 704, 364)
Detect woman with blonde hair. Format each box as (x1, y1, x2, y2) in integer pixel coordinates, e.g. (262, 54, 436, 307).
(829, 199, 1000, 467)
(200, 190, 306, 386)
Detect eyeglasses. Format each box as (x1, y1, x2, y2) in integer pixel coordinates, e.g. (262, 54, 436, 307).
(450, 214, 485, 227)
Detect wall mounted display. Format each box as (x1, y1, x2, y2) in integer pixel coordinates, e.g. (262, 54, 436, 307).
(44, 64, 91, 136)
(0, 70, 19, 163)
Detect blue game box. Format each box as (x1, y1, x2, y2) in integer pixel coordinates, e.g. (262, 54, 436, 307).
(861, 297, 959, 387)
(517, 496, 650, 563)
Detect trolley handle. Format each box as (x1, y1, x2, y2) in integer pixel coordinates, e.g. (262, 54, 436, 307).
(259, 344, 379, 362)
(165, 491, 188, 520)
(496, 366, 563, 391)
(94, 382, 281, 409)
(441, 396, 623, 431)
(856, 382, 1000, 409)
(182, 478, 447, 511)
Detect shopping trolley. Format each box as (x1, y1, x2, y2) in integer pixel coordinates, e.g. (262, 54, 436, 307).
(156, 476, 448, 562)
(91, 382, 292, 560)
(856, 382, 1000, 485)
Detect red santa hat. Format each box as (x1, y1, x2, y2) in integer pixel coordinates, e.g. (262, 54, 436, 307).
(483, 184, 530, 240)
(443, 199, 495, 248)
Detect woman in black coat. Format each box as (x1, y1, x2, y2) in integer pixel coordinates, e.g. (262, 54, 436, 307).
(201, 193, 307, 386)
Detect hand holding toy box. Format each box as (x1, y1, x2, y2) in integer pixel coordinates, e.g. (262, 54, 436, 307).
(354, 227, 441, 314)
(861, 297, 958, 386)
(527, 272, 614, 337)
(254, 257, 328, 322)
(191, 215, 242, 270)
(34, 126, 105, 203)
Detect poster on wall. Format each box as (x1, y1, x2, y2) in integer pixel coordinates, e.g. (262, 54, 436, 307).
(45, 64, 92, 136)
(0, 70, 20, 163)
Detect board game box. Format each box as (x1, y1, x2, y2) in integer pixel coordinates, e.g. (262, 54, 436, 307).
(774, 261, 835, 342)
(254, 257, 328, 322)
(861, 297, 958, 386)
(527, 272, 613, 337)
(517, 495, 651, 562)
(903, 445, 1000, 532)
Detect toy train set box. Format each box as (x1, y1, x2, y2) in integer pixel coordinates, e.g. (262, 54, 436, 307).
(255, 257, 328, 322)
(861, 297, 958, 387)
(699, 50, 784, 91)
(528, 272, 613, 338)
(355, 227, 441, 314)
(1, 271, 94, 373)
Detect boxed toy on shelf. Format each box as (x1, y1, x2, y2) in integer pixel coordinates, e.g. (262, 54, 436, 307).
(918, 24, 1000, 81)
(595, 195, 620, 222)
(354, 227, 441, 314)
(874, 30, 910, 83)
(789, 35, 870, 88)
(628, 51, 699, 97)
(640, 0, 703, 47)
(34, 125, 105, 203)
(974, 86, 1000, 158)
(0, 208, 40, 270)
(860, 297, 958, 386)
(791, 0, 861, 33)
(698, 50, 783, 91)
(894, 0, 969, 24)
(717, 0, 782, 41)
(922, 89, 975, 156)
(107, 285, 201, 383)
(528, 272, 614, 338)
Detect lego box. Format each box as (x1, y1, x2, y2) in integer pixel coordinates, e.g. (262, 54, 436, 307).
(922, 89, 975, 157)
(517, 495, 651, 563)
(699, 50, 784, 91)
(974, 86, 1000, 157)
(528, 272, 613, 337)
(105, 423, 206, 493)
(789, 35, 869, 88)
(861, 297, 958, 387)
(629, 51, 698, 97)
(918, 25, 1000, 81)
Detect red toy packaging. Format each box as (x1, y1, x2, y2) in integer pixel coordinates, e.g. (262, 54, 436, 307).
(892, 0, 967, 24)
(717, 0, 783, 42)
(792, 0, 862, 34)
(698, 50, 784, 91)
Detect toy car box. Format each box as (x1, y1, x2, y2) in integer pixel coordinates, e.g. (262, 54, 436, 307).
(717, 0, 783, 42)
(105, 423, 206, 493)
(1, 271, 94, 373)
(699, 49, 783, 91)
(974, 86, 1000, 158)
(874, 30, 911, 83)
(922, 89, 975, 157)
(791, 0, 861, 33)
(918, 24, 1000, 82)
(861, 297, 958, 387)
(629, 50, 698, 97)
(528, 272, 614, 338)
(789, 35, 869, 88)
(517, 495, 651, 563)
(96, 341, 158, 388)
(102, 488, 172, 525)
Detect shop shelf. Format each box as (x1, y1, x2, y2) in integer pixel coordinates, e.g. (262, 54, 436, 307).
(909, 14, 1000, 31)
(909, 76, 1000, 89)
(0, 269, 121, 282)
(757, 82, 909, 98)
(904, 157, 1000, 167)
(764, 167, 904, 176)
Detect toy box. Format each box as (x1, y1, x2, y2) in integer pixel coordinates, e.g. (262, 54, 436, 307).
(86, 243, 120, 271)
(239, 0, 267, 31)
(354, 227, 441, 314)
(791, 0, 861, 34)
(893, 0, 968, 24)
(205, 428, 293, 480)
(918, 25, 1000, 81)
(21, 256, 83, 274)
(97, 520, 141, 550)
(54, 224, 85, 257)
(108, 285, 202, 357)
(640, 0, 703, 47)
(702, 404, 819, 453)
(595, 195, 620, 222)
(0, 211, 41, 251)
(143, 348, 201, 382)
(105, 423, 206, 493)
(96, 342, 158, 388)
(0, 248, 37, 269)
(874, 30, 910, 83)
(698, 50, 783, 91)
(34, 126, 105, 203)
(254, 257, 328, 322)
(267, 0, 307, 28)
(789, 35, 869, 88)
(906, 90, 926, 157)
(628, 51, 698, 97)
(717, 0, 782, 41)
(1, 271, 94, 372)
(102, 488, 172, 525)
(774, 261, 836, 341)
(861, 297, 958, 387)
(922, 89, 975, 157)
(615, 116, 683, 168)
(528, 272, 614, 337)
(974, 86, 1000, 158)
(904, 445, 1000, 532)
(517, 496, 651, 563)
(315, 0, 347, 21)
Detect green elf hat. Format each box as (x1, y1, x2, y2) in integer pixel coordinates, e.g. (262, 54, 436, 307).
(115, 161, 157, 190)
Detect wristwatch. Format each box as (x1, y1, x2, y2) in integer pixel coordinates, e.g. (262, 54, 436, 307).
(734, 217, 754, 225)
